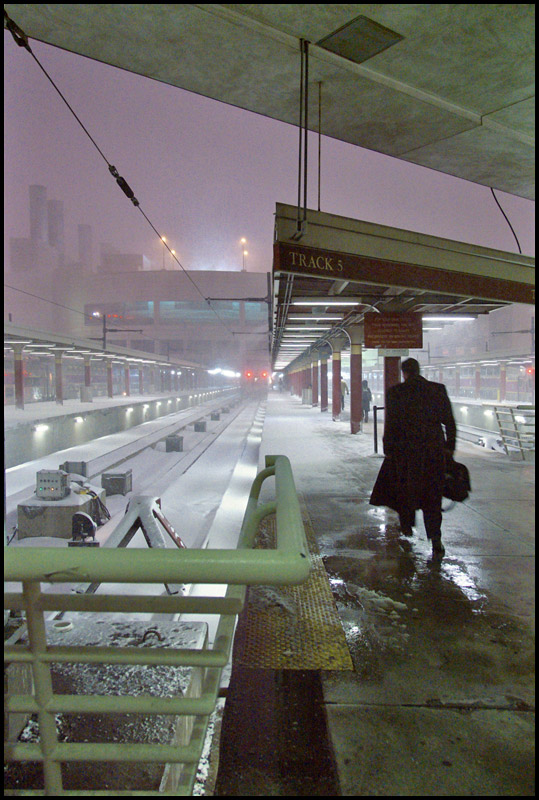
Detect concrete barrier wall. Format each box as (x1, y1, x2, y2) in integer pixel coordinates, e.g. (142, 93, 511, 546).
(373, 399, 528, 437)
(5, 388, 238, 468)
(451, 401, 505, 436)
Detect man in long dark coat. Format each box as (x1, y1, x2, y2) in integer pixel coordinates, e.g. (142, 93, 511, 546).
(371, 358, 456, 557)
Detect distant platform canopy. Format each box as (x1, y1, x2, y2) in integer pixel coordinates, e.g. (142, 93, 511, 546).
(3, 322, 203, 372)
(271, 203, 535, 371)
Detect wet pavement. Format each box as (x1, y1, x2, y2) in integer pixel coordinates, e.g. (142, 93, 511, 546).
(215, 392, 535, 796)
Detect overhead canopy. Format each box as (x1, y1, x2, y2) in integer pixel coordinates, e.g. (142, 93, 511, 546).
(3, 322, 203, 372)
(271, 203, 535, 370)
(4, 4, 534, 200)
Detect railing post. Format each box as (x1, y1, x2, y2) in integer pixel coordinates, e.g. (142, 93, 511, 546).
(373, 405, 378, 453)
(23, 581, 63, 794)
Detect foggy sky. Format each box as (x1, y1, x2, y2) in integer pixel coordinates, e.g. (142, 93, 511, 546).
(4, 29, 535, 283)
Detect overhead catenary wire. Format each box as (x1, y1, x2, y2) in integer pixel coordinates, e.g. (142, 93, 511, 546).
(490, 188, 522, 254)
(3, 283, 245, 360)
(4, 283, 103, 321)
(318, 81, 322, 213)
(2, 285, 164, 360)
(3, 283, 153, 340)
(292, 39, 310, 240)
(4, 9, 237, 335)
(3, 283, 155, 346)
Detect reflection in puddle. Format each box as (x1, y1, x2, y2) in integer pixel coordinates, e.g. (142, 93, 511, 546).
(325, 539, 488, 624)
(322, 501, 490, 627)
(439, 560, 486, 605)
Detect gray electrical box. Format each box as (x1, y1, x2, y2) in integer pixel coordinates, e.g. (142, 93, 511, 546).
(101, 470, 132, 496)
(36, 470, 70, 501)
(59, 461, 88, 477)
(166, 434, 183, 452)
(194, 421, 206, 432)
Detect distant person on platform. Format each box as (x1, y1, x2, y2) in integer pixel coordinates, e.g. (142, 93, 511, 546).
(370, 358, 456, 557)
(362, 379, 373, 422)
(340, 378, 349, 411)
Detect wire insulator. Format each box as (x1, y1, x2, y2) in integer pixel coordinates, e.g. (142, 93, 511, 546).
(108, 165, 140, 206)
(4, 10, 32, 52)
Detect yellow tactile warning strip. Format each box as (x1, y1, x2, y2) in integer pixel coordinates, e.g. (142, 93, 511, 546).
(235, 498, 354, 670)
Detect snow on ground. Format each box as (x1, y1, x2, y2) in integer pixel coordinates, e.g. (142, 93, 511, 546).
(5, 399, 264, 554)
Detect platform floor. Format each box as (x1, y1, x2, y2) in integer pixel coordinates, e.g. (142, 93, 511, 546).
(215, 391, 535, 796)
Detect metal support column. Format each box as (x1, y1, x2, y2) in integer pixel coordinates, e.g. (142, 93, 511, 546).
(320, 353, 328, 412)
(499, 362, 507, 402)
(349, 326, 363, 434)
(13, 343, 25, 410)
(332, 346, 342, 421)
(54, 350, 64, 406)
(106, 360, 114, 398)
(311, 352, 319, 407)
(384, 356, 401, 407)
(350, 343, 363, 434)
(83, 355, 91, 388)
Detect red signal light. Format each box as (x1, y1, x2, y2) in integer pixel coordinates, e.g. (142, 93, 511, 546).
(261, 370, 268, 378)
(526, 367, 534, 375)
(245, 370, 253, 379)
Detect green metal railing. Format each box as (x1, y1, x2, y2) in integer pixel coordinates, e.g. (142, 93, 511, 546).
(4, 455, 310, 796)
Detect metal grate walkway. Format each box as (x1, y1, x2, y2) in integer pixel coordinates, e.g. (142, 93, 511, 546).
(235, 500, 354, 671)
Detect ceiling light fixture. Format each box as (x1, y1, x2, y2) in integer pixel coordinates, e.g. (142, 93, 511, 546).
(422, 316, 476, 322)
(293, 300, 359, 307)
(288, 316, 342, 321)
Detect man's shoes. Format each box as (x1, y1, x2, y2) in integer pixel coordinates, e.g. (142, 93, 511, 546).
(399, 514, 414, 537)
(431, 535, 445, 556)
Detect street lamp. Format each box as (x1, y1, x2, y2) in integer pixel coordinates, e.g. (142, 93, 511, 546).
(170, 249, 176, 269)
(240, 238, 248, 272)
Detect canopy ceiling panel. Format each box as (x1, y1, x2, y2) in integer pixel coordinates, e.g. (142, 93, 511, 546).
(4, 4, 535, 199)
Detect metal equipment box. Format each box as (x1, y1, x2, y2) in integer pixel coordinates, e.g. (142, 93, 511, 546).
(211, 412, 220, 421)
(59, 460, 88, 477)
(101, 469, 132, 496)
(194, 421, 206, 432)
(36, 470, 70, 501)
(17, 484, 106, 540)
(165, 434, 183, 452)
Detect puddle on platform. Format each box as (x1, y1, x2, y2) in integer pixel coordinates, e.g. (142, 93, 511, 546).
(321, 526, 534, 690)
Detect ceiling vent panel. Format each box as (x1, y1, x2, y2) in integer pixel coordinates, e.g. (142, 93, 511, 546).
(316, 14, 404, 65)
